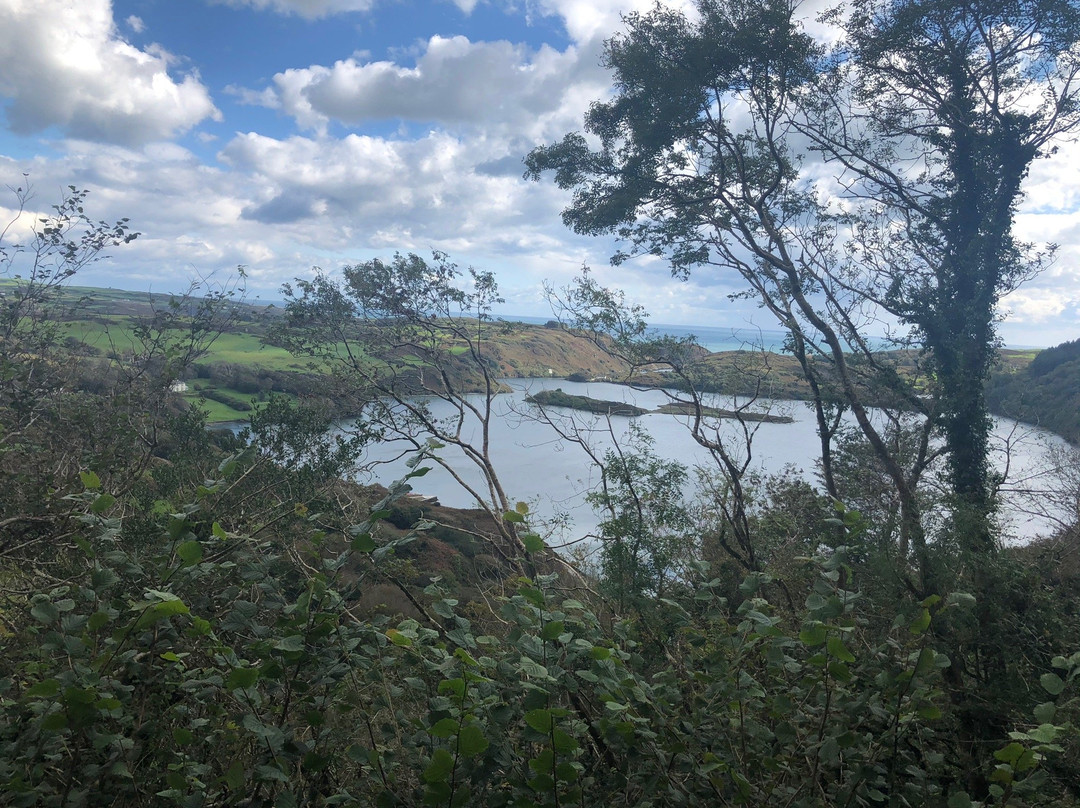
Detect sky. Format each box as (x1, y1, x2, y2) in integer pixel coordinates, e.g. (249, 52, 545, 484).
(0, 0, 1078, 347)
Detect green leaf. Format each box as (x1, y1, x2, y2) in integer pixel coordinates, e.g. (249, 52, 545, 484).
(799, 623, 827, 647)
(458, 725, 488, 758)
(1027, 723, 1059, 744)
(916, 704, 942, 720)
(1014, 749, 1038, 773)
(552, 728, 579, 754)
(225, 760, 246, 790)
(438, 678, 465, 698)
(429, 718, 459, 739)
(173, 728, 194, 746)
(167, 516, 188, 541)
(274, 635, 304, 652)
(41, 712, 68, 731)
(914, 647, 937, 677)
(529, 749, 554, 774)
(31, 601, 60, 624)
(25, 679, 61, 698)
(522, 533, 545, 553)
(1040, 673, 1066, 695)
(946, 591, 976, 609)
(351, 533, 376, 553)
(826, 635, 855, 663)
(423, 749, 454, 784)
(1033, 702, 1056, 723)
(541, 621, 565, 642)
(256, 764, 290, 783)
(524, 709, 553, 734)
(503, 510, 525, 524)
(145, 588, 182, 602)
(227, 667, 260, 691)
(994, 742, 1025, 765)
(90, 493, 116, 515)
(909, 608, 931, 635)
(386, 629, 413, 647)
(135, 598, 189, 629)
(80, 470, 101, 490)
(212, 521, 228, 540)
(177, 540, 203, 564)
(947, 791, 973, 808)
(453, 648, 478, 667)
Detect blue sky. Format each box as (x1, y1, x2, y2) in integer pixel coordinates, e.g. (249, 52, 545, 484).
(1, 0, 1078, 346)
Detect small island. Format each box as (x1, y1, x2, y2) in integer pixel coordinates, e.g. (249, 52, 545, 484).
(526, 389, 795, 423)
(525, 388, 649, 416)
(655, 401, 794, 423)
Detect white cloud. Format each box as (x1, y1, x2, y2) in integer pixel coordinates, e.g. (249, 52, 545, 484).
(2, 0, 1076, 347)
(0, 0, 219, 145)
(125, 14, 145, 33)
(1002, 288, 1074, 322)
(212, 0, 377, 19)
(251, 34, 608, 140)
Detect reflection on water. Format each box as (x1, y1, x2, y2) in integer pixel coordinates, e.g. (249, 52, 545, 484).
(349, 378, 1073, 545)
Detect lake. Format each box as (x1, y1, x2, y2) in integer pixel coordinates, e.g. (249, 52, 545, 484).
(351, 378, 1075, 545)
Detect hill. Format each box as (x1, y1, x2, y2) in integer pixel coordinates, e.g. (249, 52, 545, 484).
(2, 283, 628, 422)
(10, 282, 1075, 443)
(987, 339, 1080, 443)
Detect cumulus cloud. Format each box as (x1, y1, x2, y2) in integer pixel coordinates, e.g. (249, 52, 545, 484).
(253, 35, 608, 139)
(1003, 288, 1073, 322)
(0, 0, 219, 145)
(220, 130, 534, 239)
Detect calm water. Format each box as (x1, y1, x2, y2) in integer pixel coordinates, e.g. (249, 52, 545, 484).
(505, 315, 794, 353)
(351, 378, 1073, 546)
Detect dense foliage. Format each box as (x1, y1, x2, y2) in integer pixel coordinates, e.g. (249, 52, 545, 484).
(988, 342, 1080, 444)
(3, 188, 1080, 807)
(3, 404, 1079, 806)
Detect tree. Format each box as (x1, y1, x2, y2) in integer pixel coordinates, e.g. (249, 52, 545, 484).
(276, 252, 537, 571)
(0, 181, 247, 570)
(585, 423, 692, 610)
(540, 268, 803, 580)
(526, 0, 1080, 578)
(815, 0, 1080, 553)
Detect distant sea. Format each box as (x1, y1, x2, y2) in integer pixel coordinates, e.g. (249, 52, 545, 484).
(505, 315, 818, 354)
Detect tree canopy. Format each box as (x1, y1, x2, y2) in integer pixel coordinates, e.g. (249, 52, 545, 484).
(526, 0, 1080, 570)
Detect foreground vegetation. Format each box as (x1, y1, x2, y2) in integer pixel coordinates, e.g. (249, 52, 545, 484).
(3, 307, 1079, 806)
(6, 0, 1080, 792)
(3, 183, 1080, 808)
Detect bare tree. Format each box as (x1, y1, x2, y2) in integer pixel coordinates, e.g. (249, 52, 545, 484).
(275, 252, 537, 572)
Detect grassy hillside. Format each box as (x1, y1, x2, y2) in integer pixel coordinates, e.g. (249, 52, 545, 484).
(15, 284, 629, 422)
(12, 282, 1074, 438)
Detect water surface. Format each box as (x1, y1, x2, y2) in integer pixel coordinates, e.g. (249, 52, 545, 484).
(351, 378, 1071, 545)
